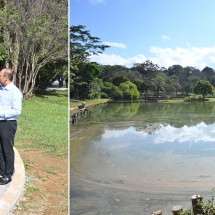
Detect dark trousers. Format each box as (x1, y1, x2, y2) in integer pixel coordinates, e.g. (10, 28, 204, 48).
(0, 121, 17, 178)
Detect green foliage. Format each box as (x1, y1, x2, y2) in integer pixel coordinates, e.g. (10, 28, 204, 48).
(132, 60, 159, 78)
(113, 86, 123, 99)
(100, 92, 108, 98)
(0, 0, 68, 95)
(88, 78, 103, 99)
(140, 80, 151, 93)
(70, 25, 109, 97)
(193, 80, 214, 99)
(71, 53, 215, 100)
(151, 72, 171, 95)
(133, 78, 143, 91)
(0, 43, 6, 61)
(101, 81, 115, 97)
(119, 81, 140, 99)
(70, 25, 109, 99)
(167, 65, 184, 76)
(109, 75, 130, 86)
(102, 65, 130, 81)
(70, 98, 108, 110)
(182, 82, 193, 95)
(184, 94, 203, 101)
(71, 62, 103, 99)
(35, 60, 67, 92)
(70, 25, 109, 63)
(183, 189, 215, 215)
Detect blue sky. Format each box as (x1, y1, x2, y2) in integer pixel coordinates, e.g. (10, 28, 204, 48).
(70, 0, 215, 70)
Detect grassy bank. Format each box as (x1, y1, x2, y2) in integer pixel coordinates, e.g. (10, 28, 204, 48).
(70, 98, 108, 115)
(13, 90, 68, 214)
(159, 97, 215, 103)
(16, 90, 68, 158)
(70, 97, 215, 112)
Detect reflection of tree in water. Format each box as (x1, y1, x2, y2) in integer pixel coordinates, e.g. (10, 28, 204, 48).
(77, 102, 215, 129)
(71, 103, 215, 161)
(119, 103, 140, 117)
(135, 123, 161, 134)
(86, 103, 140, 123)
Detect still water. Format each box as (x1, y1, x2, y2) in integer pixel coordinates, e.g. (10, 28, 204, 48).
(71, 102, 215, 214)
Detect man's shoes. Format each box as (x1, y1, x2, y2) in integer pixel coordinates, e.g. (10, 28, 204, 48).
(0, 177, 12, 185)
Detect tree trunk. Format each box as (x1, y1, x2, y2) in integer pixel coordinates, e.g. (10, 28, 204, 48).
(1, 0, 68, 99)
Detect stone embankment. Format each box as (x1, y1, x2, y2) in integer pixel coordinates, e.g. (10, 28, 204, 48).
(70, 107, 88, 124)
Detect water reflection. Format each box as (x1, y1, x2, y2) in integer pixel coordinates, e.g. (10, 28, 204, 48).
(71, 102, 215, 162)
(71, 102, 215, 214)
(74, 102, 215, 129)
(100, 122, 215, 156)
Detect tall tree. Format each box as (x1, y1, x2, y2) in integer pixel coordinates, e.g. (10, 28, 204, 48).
(193, 80, 214, 100)
(72, 62, 102, 99)
(70, 25, 109, 99)
(132, 60, 159, 79)
(0, 0, 68, 97)
(170, 75, 181, 95)
(101, 65, 142, 83)
(70, 25, 109, 64)
(202, 66, 215, 85)
(109, 75, 130, 86)
(150, 72, 170, 95)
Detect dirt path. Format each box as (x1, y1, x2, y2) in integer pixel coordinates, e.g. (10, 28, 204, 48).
(13, 150, 68, 214)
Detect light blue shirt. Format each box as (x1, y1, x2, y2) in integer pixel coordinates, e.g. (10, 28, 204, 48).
(0, 82, 23, 120)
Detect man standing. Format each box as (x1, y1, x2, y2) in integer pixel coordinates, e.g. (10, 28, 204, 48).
(0, 68, 22, 185)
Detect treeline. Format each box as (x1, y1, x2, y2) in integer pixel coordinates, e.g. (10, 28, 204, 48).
(0, 0, 68, 98)
(70, 25, 215, 100)
(71, 59, 215, 100)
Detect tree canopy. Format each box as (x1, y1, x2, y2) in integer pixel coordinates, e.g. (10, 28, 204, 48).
(70, 25, 109, 63)
(0, 0, 68, 97)
(70, 25, 110, 99)
(119, 81, 140, 100)
(70, 25, 215, 101)
(193, 80, 214, 100)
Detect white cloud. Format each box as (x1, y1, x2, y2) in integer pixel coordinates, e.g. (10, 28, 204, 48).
(90, 45, 215, 69)
(100, 122, 215, 149)
(162, 35, 171, 40)
(90, 53, 147, 67)
(149, 46, 215, 69)
(90, 53, 129, 66)
(153, 122, 215, 145)
(103, 41, 126, 48)
(102, 126, 148, 150)
(103, 126, 148, 139)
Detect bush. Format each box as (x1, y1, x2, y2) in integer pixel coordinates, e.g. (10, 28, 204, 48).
(119, 81, 140, 99)
(113, 87, 123, 99)
(100, 92, 108, 98)
(184, 94, 203, 101)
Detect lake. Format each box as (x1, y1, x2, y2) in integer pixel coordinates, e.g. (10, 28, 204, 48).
(70, 102, 215, 214)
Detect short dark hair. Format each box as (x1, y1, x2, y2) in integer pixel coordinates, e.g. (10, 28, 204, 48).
(3, 69, 13, 81)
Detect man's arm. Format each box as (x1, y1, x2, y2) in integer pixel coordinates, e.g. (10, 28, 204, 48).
(1, 90, 23, 119)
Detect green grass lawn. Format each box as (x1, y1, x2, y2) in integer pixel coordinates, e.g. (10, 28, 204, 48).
(15, 90, 68, 158)
(70, 98, 109, 108)
(159, 97, 215, 103)
(70, 98, 108, 115)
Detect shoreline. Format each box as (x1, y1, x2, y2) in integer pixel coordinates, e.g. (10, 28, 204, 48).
(70, 168, 212, 214)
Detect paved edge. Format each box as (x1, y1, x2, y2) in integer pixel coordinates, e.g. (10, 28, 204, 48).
(0, 147, 25, 215)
